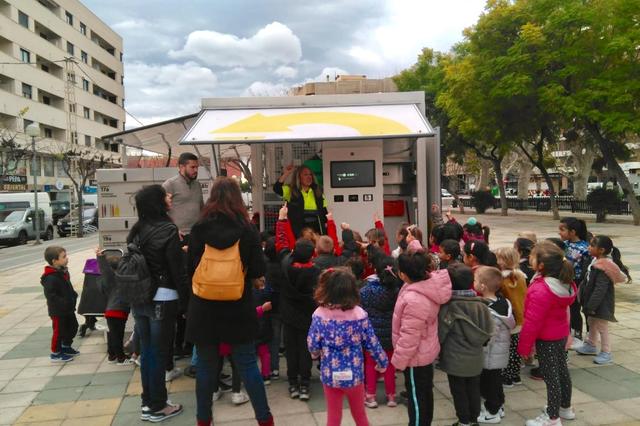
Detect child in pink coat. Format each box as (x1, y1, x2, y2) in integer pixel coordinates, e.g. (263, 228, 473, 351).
(392, 252, 452, 426)
(518, 241, 578, 426)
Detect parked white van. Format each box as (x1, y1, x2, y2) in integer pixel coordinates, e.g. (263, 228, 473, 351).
(0, 193, 54, 245)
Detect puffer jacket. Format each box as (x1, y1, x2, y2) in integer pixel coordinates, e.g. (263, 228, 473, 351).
(391, 269, 452, 371)
(483, 297, 515, 370)
(360, 275, 398, 350)
(41, 266, 77, 317)
(579, 258, 626, 322)
(96, 255, 130, 314)
(438, 292, 494, 377)
(126, 219, 189, 308)
(517, 274, 577, 357)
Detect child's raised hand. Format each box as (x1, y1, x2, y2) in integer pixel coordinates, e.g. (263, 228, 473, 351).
(262, 301, 272, 312)
(326, 211, 333, 222)
(94, 246, 102, 256)
(278, 202, 288, 220)
(340, 222, 350, 231)
(431, 203, 440, 214)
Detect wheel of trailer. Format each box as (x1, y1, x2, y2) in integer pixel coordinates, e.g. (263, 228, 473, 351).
(44, 227, 54, 241)
(17, 231, 28, 245)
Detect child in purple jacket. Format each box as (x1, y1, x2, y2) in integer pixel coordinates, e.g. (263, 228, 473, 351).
(307, 267, 388, 426)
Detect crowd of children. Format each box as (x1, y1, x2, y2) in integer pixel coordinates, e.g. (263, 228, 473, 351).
(40, 202, 632, 426)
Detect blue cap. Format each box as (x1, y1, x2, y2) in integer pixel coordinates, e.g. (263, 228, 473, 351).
(467, 217, 478, 226)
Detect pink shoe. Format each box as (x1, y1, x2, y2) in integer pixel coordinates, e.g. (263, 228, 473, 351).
(387, 394, 397, 407)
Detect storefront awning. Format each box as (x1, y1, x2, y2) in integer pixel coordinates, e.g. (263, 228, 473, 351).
(180, 104, 434, 145)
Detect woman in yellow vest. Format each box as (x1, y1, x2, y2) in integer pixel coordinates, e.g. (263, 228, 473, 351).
(273, 164, 327, 237)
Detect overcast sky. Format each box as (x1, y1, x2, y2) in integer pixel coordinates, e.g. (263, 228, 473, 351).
(82, 0, 487, 128)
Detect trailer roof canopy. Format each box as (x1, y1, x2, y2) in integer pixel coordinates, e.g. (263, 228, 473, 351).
(180, 104, 433, 145)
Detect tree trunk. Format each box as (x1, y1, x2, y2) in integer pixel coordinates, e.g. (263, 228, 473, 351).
(76, 185, 84, 238)
(478, 160, 491, 191)
(540, 168, 560, 220)
(493, 159, 508, 216)
(569, 145, 595, 201)
(589, 126, 640, 225)
(517, 160, 533, 201)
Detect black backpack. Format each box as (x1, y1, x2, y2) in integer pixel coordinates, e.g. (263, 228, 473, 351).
(116, 223, 172, 305)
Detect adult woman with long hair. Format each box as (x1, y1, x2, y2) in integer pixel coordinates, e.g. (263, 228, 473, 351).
(274, 164, 327, 237)
(186, 177, 272, 426)
(127, 184, 188, 422)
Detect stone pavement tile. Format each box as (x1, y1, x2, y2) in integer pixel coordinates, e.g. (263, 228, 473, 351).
(432, 398, 456, 420)
(15, 421, 62, 426)
(0, 342, 18, 353)
(266, 413, 315, 426)
(213, 397, 260, 423)
(61, 415, 113, 426)
(1, 377, 51, 393)
(43, 374, 93, 390)
(90, 370, 133, 385)
(110, 412, 143, 426)
(0, 327, 37, 337)
(15, 366, 62, 380)
(573, 401, 635, 425)
(0, 406, 28, 425)
(67, 398, 121, 418)
(433, 380, 452, 399)
(0, 334, 28, 344)
(609, 397, 640, 419)
(169, 376, 195, 393)
(78, 383, 127, 400)
(264, 392, 317, 417)
(218, 420, 266, 426)
(75, 343, 107, 354)
(518, 408, 590, 426)
(95, 361, 135, 373)
(5, 286, 43, 294)
(0, 391, 38, 407)
(28, 357, 60, 368)
(33, 388, 83, 405)
(116, 395, 141, 414)
(126, 380, 142, 396)
(587, 364, 640, 381)
(15, 402, 73, 423)
(0, 379, 7, 391)
(56, 362, 98, 376)
(70, 353, 105, 365)
(0, 368, 20, 380)
(503, 389, 548, 411)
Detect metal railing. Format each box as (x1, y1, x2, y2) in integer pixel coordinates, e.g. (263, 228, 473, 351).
(459, 196, 635, 215)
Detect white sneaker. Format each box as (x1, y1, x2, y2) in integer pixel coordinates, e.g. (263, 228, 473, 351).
(231, 391, 249, 405)
(570, 337, 584, 351)
(543, 406, 576, 420)
(526, 412, 562, 426)
(165, 367, 182, 382)
(478, 405, 503, 424)
(212, 390, 222, 401)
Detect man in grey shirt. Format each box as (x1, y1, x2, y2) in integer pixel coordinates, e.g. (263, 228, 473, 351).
(161, 152, 204, 380)
(162, 152, 204, 237)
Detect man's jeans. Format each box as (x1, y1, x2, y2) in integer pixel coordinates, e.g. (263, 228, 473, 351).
(133, 301, 178, 412)
(195, 342, 272, 422)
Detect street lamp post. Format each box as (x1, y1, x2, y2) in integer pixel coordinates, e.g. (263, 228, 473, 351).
(25, 123, 41, 245)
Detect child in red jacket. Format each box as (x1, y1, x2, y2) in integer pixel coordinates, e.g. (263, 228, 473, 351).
(518, 241, 577, 426)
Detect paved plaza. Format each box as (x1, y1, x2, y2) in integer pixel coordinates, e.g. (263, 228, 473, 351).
(0, 213, 639, 425)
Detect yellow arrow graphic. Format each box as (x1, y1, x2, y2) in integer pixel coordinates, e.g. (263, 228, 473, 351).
(211, 112, 411, 136)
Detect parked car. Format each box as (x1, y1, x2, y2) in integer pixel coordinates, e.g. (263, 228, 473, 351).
(0, 208, 54, 245)
(57, 207, 99, 237)
(441, 188, 453, 197)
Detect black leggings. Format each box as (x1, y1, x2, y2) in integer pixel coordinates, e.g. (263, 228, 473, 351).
(106, 317, 127, 359)
(502, 333, 521, 381)
(404, 364, 434, 426)
(283, 324, 312, 387)
(570, 300, 583, 339)
(447, 374, 481, 424)
(480, 369, 504, 415)
(537, 339, 572, 419)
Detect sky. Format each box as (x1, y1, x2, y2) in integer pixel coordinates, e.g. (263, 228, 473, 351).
(82, 0, 487, 128)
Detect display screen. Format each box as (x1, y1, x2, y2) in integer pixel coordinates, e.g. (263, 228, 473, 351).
(330, 160, 376, 188)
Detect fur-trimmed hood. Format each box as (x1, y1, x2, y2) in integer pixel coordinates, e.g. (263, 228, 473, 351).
(592, 258, 627, 284)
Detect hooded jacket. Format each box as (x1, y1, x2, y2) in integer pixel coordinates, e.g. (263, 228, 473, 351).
(96, 255, 130, 316)
(438, 293, 494, 377)
(185, 215, 265, 345)
(517, 274, 577, 357)
(500, 269, 527, 330)
(41, 266, 78, 317)
(483, 297, 516, 370)
(579, 258, 626, 322)
(307, 305, 388, 388)
(391, 269, 452, 371)
(360, 275, 398, 350)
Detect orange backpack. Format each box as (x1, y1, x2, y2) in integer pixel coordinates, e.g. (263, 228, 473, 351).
(192, 241, 245, 301)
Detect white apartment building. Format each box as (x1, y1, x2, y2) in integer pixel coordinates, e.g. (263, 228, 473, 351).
(0, 0, 124, 197)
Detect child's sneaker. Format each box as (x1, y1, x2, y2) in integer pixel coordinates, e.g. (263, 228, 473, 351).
(569, 337, 584, 351)
(61, 346, 80, 356)
(542, 405, 575, 420)
(498, 406, 505, 418)
(512, 376, 522, 386)
(502, 377, 514, 388)
(529, 367, 544, 381)
(288, 385, 299, 399)
(477, 406, 501, 424)
(231, 391, 249, 405)
(141, 406, 152, 421)
(147, 402, 183, 423)
(386, 394, 397, 407)
(575, 342, 598, 355)
(263, 376, 271, 385)
(299, 385, 310, 401)
(164, 367, 182, 382)
(593, 351, 613, 365)
(364, 395, 378, 408)
(271, 370, 280, 380)
(212, 390, 222, 401)
(117, 357, 135, 366)
(107, 355, 118, 364)
(50, 352, 74, 363)
(525, 412, 561, 426)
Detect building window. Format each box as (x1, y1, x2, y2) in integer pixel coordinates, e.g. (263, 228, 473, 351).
(65, 11, 73, 26)
(44, 128, 52, 138)
(43, 157, 55, 177)
(56, 160, 66, 176)
(82, 78, 89, 91)
(42, 96, 50, 105)
(80, 22, 86, 35)
(20, 48, 30, 63)
(69, 103, 76, 113)
(84, 135, 91, 147)
(110, 143, 119, 153)
(18, 11, 29, 28)
(71, 131, 78, 144)
(83, 107, 90, 119)
(81, 51, 88, 63)
(67, 41, 74, 55)
(21, 83, 32, 99)
(41, 64, 49, 73)
(120, 52, 123, 62)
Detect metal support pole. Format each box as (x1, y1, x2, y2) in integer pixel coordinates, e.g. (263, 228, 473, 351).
(31, 135, 41, 245)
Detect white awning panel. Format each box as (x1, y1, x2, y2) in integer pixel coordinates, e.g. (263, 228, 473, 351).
(180, 104, 433, 145)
